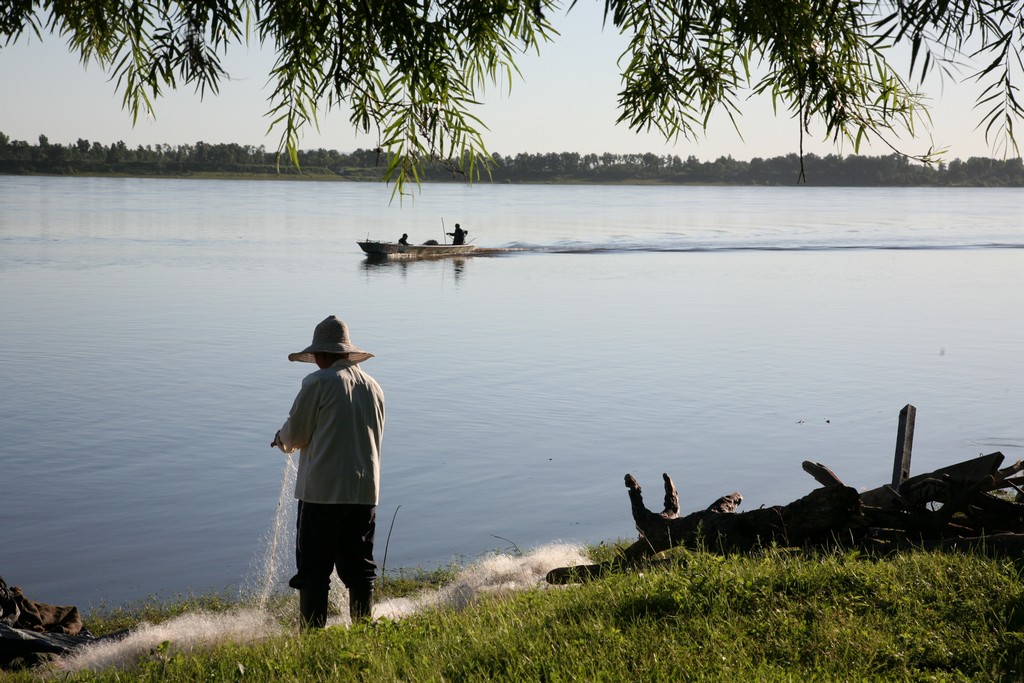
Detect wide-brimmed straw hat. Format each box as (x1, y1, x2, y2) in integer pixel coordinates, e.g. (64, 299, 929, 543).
(288, 315, 374, 363)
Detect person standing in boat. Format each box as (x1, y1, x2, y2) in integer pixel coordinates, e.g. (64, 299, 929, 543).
(271, 315, 385, 629)
(398, 233, 409, 245)
(446, 223, 468, 245)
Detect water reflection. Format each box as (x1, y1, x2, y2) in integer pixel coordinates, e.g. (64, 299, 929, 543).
(452, 257, 466, 279)
(360, 254, 469, 283)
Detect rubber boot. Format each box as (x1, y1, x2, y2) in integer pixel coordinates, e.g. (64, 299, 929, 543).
(349, 587, 373, 624)
(299, 587, 328, 630)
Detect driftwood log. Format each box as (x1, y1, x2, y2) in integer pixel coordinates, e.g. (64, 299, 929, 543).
(547, 405, 1024, 584)
(546, 471, 863, 584)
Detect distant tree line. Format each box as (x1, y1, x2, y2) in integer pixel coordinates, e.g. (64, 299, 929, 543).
(1, 131, 1022, 187)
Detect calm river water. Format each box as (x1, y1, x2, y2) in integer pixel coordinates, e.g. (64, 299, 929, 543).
(2, 176, 1023, 609)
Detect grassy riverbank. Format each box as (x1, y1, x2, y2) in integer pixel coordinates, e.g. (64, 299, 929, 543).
(5, 546, 1024, 681)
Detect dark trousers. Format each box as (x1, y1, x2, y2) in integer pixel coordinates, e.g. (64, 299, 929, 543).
(288, 501, 377, 594)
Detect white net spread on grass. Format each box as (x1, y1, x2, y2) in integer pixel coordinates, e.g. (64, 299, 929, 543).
(56, 543, 590, 673)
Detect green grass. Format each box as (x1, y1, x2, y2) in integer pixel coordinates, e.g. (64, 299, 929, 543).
(5, 548, 1024, 681)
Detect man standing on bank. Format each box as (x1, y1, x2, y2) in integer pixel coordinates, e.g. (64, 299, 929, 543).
(271, 315, 385, 628)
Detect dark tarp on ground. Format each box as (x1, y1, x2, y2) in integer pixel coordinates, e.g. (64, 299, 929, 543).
(0, 623, 104, 669)
(0, 576, 126, 670)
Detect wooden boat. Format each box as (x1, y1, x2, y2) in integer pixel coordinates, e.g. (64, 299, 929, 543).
(358, 240, 476, 259)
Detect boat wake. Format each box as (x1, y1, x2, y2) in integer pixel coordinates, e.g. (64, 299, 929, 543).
(494, 239, 1024, 255)
(969, 437, 1024, 450)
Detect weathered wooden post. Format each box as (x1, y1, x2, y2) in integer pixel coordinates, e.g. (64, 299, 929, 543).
(891, 404, 916, 490)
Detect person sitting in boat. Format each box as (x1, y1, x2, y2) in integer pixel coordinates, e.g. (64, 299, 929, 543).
(446, 224, 468, 245)
(398, 233, 409, 245)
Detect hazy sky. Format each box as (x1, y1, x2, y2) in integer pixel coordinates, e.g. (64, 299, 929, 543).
(0, 3, 1006, 161)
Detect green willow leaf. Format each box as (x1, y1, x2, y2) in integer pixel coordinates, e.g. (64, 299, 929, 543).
(7, 0, 1021, 191)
